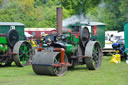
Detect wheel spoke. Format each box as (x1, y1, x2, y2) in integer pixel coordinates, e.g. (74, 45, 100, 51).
(92, 46, 100, 64)
(19, 55, 23, 61)
(24, 45, 28, 51)
(20, 46, 23, 51)
(25, 55, 29, 61)
(26, 49, 29, 53)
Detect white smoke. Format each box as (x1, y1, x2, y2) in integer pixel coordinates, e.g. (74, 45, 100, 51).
(63, 14, 89, 27)
(63, 0, 107, 28)
(97, 0, 107, 19)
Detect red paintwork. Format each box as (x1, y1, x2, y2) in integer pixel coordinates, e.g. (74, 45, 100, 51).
(93, 25, 97, 36)
(75, 35, 79, 38)
(37, 47, 71, 66)
(25, 30, 56, 37)
(54, 63, 71, 67)
(37, 48, 44, 51)
(68, 29, 71, 33)
(54, 48, 65, 63)
(39, 43, 42, 47)
(38, 48, 65, 63)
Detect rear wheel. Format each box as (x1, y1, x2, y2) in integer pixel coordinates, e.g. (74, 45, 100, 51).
(13, 41, 33, 67)
(85, 41, 102, 70)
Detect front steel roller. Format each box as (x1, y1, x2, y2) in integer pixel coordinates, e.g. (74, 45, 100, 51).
(32, 51, 68, 76)
(85, 41, 102, 70)
(13, 41, 33, 67)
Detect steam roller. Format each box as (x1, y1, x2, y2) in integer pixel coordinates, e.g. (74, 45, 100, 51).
(0, 29, 33, 67)
(32, 7, 102, 76)
(32, 26, 102, 76)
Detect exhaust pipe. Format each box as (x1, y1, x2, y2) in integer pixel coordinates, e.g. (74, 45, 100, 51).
(57, 7, 63, 34)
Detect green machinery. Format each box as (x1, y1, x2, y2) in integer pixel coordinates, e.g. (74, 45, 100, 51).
(32, 8, 103, 76)
(0, 22, 25, 40)
(124, 22, 128, 54)
(67, 22, 105, 48)
(0, 29, 33, 67)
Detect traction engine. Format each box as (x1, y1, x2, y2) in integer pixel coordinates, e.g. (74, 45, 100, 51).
(32, 8, 102, 76)
(0, 29, 33, 67)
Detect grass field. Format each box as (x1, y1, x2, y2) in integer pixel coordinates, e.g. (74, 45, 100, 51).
(0, 56, 128, 85)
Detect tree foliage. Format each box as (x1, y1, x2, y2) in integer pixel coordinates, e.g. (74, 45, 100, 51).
(86, 0, 127, 31)
(0, 0, 127, 30)
(0, 0, 2, 3)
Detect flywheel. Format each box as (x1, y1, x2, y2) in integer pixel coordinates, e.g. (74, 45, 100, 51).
(80, 27, 90, 47)
(6, 29, 19, 47)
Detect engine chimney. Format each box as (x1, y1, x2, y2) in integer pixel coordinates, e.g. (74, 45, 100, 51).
(57, 7, 63, 34)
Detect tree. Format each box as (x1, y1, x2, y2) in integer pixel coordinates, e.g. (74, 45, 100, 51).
(119, 0, 128, 25)
(0, 0, 126, 30)
(86, 0, 126, 31)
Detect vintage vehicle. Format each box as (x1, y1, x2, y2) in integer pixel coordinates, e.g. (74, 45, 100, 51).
(0, 29, 33, 67)
(32, 8, 103, 76)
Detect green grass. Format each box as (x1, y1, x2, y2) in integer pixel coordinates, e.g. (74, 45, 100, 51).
(0, 56, 128, 85)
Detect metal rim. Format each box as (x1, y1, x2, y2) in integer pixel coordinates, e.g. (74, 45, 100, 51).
(85, 41, 102, 70)
(52, 54, 68, 76)
(80, 27, 90, 47)
(13, 41, 32, 67)
(6, 29, 19, 47)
